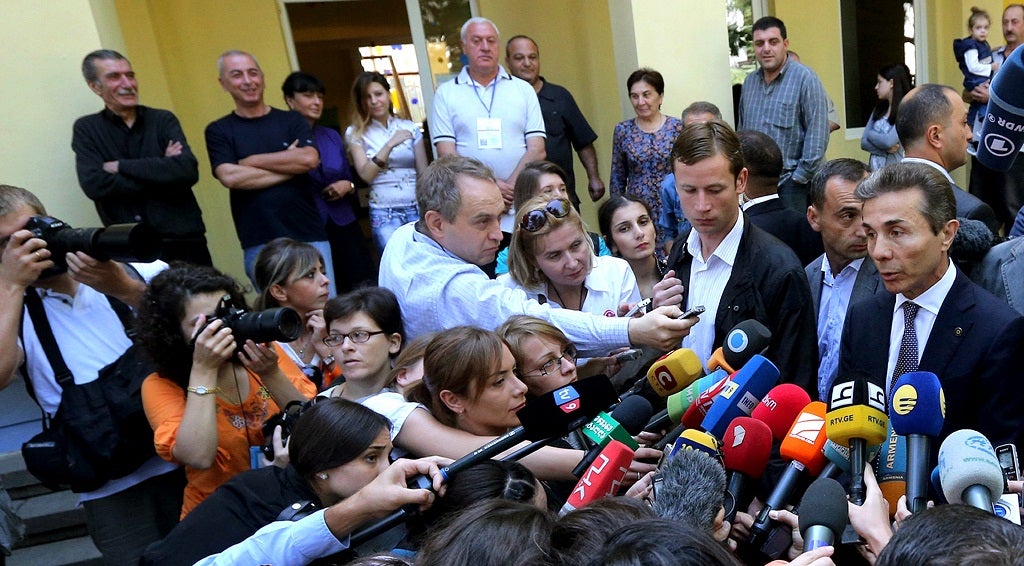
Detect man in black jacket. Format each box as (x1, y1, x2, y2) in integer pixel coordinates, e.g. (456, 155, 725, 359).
(72, 49, 211, 265)
(661, 120, 818, 396)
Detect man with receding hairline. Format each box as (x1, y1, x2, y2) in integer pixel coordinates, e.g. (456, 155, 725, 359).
(72, 49, 211, 266)
(505, 34, 604, 206)
(205, 50, 333, 287)
(840, 161, 1024, 449)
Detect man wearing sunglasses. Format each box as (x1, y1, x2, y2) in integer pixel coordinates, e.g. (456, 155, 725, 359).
(378, 155, 695, 356)
(662, 120, 819, 397)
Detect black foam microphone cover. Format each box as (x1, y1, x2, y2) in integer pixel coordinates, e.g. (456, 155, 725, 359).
(797, 478, 849, 550)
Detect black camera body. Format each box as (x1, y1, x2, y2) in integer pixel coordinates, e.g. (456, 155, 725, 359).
(261, 399, 311, 461)
(205, 296, 303, 346)
(24, 215, 161, 277)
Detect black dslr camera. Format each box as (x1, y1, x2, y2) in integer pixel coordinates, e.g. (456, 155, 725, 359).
(24, 216, 161, 277)
(197, 294, 303, 347)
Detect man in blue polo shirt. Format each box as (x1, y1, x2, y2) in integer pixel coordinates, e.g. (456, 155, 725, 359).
(431, 17, 546, 235)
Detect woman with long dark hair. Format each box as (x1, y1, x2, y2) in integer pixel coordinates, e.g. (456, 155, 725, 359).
(138, 264, 316, 517)
(860, 63, 912, 171)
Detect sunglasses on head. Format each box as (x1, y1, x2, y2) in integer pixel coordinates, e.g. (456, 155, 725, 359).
(520, 199, 572, 232)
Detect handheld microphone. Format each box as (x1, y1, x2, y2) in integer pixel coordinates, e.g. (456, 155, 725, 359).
(938, 429, 1004, 512)
(874, 422, 907, 518)
(721, 319, 772, 370)
(930, 465, 949, 505)
(680, 370, 734, 429)
(750, 401, 828, 544)
(572, 396, 652, 477)
(821, 440, 881, 479)
(751, 383, 812, 441)
(645, 372, 724, 433)
(559, 440, 634, 516)
(722, 417, 773, 521)
(667, 428, 722, 462)
(798, 478, 849, 551)
(977, 44, 1024, 171)
(644, 348, 704, 398)
(889, 371, 945, 513)
(353, 375, 617, 545)
(701, 355, 780, 440)
(826, 377, 888, 504)
(707, 319, 772, 373)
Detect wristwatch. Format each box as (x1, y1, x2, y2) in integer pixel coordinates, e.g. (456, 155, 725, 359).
(187, 385, 222, 396)
(371, 155, 387, 168)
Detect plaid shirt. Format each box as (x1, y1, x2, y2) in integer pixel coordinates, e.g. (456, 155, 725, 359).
(739, 57, 829, 184)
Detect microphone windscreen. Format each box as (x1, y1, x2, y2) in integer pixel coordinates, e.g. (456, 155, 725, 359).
(652, 449, 727, 529)
(517, 375, 619, 439)
(560, 440, 635, 515)
(722, 417, 772, 477)
(798, 478, 849, 543)
(875, 423, 907, 517)
(938, 429, 1004, 507)
(977, 45, 1024, 171)
(707, 347, 734, 374)
(646, 348, 704, 397)
(667, 372, 721, 423)
(780, 401, 829, 476)
(751, 383, 812, 441)
(701, 355, 780, 439)
(826, 377, 888, 447)
(722, 319, 772, 370)
(612, 396, 654, 436)
(890, 371, 945, 438)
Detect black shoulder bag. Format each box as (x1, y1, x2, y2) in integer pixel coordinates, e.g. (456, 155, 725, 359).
(19, 289, 157, 492)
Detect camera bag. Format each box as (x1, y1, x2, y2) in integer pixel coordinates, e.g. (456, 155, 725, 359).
(19, 288, 157, 492)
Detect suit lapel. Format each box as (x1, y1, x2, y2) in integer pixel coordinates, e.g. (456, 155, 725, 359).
(850, 258, 881, 307)
(807, 257, 824, 313)
(919, 272, 974, 377)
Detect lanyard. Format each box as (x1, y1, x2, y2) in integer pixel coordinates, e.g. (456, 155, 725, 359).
(470, 74, 498, 117)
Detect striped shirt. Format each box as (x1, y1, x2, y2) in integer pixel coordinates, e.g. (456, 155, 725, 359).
(739, 56, 829, 184)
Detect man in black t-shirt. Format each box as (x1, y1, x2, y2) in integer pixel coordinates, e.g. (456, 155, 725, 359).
(205, 50, 331, 286)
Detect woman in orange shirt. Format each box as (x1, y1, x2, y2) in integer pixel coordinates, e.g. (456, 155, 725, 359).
(137, 264, 316, 517)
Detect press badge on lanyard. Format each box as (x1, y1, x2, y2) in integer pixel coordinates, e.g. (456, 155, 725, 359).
(477, 118, 502, 149)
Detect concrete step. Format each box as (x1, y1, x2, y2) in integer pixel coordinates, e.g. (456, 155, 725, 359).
(8, 535, 102, 566)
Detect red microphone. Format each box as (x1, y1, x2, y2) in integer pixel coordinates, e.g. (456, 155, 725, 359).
(680, 371, 735, 429)
(722, 416, 773, 521)
(751, 383, 812, 441)
(558, 440, 634, 516)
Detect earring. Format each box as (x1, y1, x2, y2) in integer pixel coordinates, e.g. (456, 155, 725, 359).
(317, 472, 328, 480)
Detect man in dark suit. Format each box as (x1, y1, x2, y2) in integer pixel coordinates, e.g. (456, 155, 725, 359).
(805, 158, 881, 400)
(660, 120, 819, 396)
(897, 83, 1000, 236)
(840, 162, 1024, 449)
(738, 130, 824, 265)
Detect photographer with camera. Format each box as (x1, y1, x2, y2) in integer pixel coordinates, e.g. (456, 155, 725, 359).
(0, 184, 182, 565)
(136, 264, 317, 519)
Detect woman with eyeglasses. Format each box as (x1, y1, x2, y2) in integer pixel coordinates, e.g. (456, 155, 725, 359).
(141, 398, 394, 566)
(253, 238, 339, 390)
(493, 161, 611, 275)
(500, 195, 641, 318)
(498, 315, 615, 395)
(137, 264, 317, 518)
(318, 288, 585, 478)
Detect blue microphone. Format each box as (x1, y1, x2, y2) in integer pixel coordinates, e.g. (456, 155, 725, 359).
(701, 355, 779, 440)
(889, 371, 945, 513)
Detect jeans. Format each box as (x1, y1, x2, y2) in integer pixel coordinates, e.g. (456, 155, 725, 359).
(778, 174, 811, 213)
(370, 205, 419, 253)
(243, 240, 336, 296)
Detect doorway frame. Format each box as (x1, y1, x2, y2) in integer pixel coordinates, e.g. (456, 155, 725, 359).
(278, 0, 481, 122)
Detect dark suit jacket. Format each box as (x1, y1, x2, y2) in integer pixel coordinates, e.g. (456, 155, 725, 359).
(839, 269, 1024, 449)
(804, 255, 883, 316)
(953, 183, 1001, 236)
(667, 215, 819, 396)
(745, 198, 824, 265)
